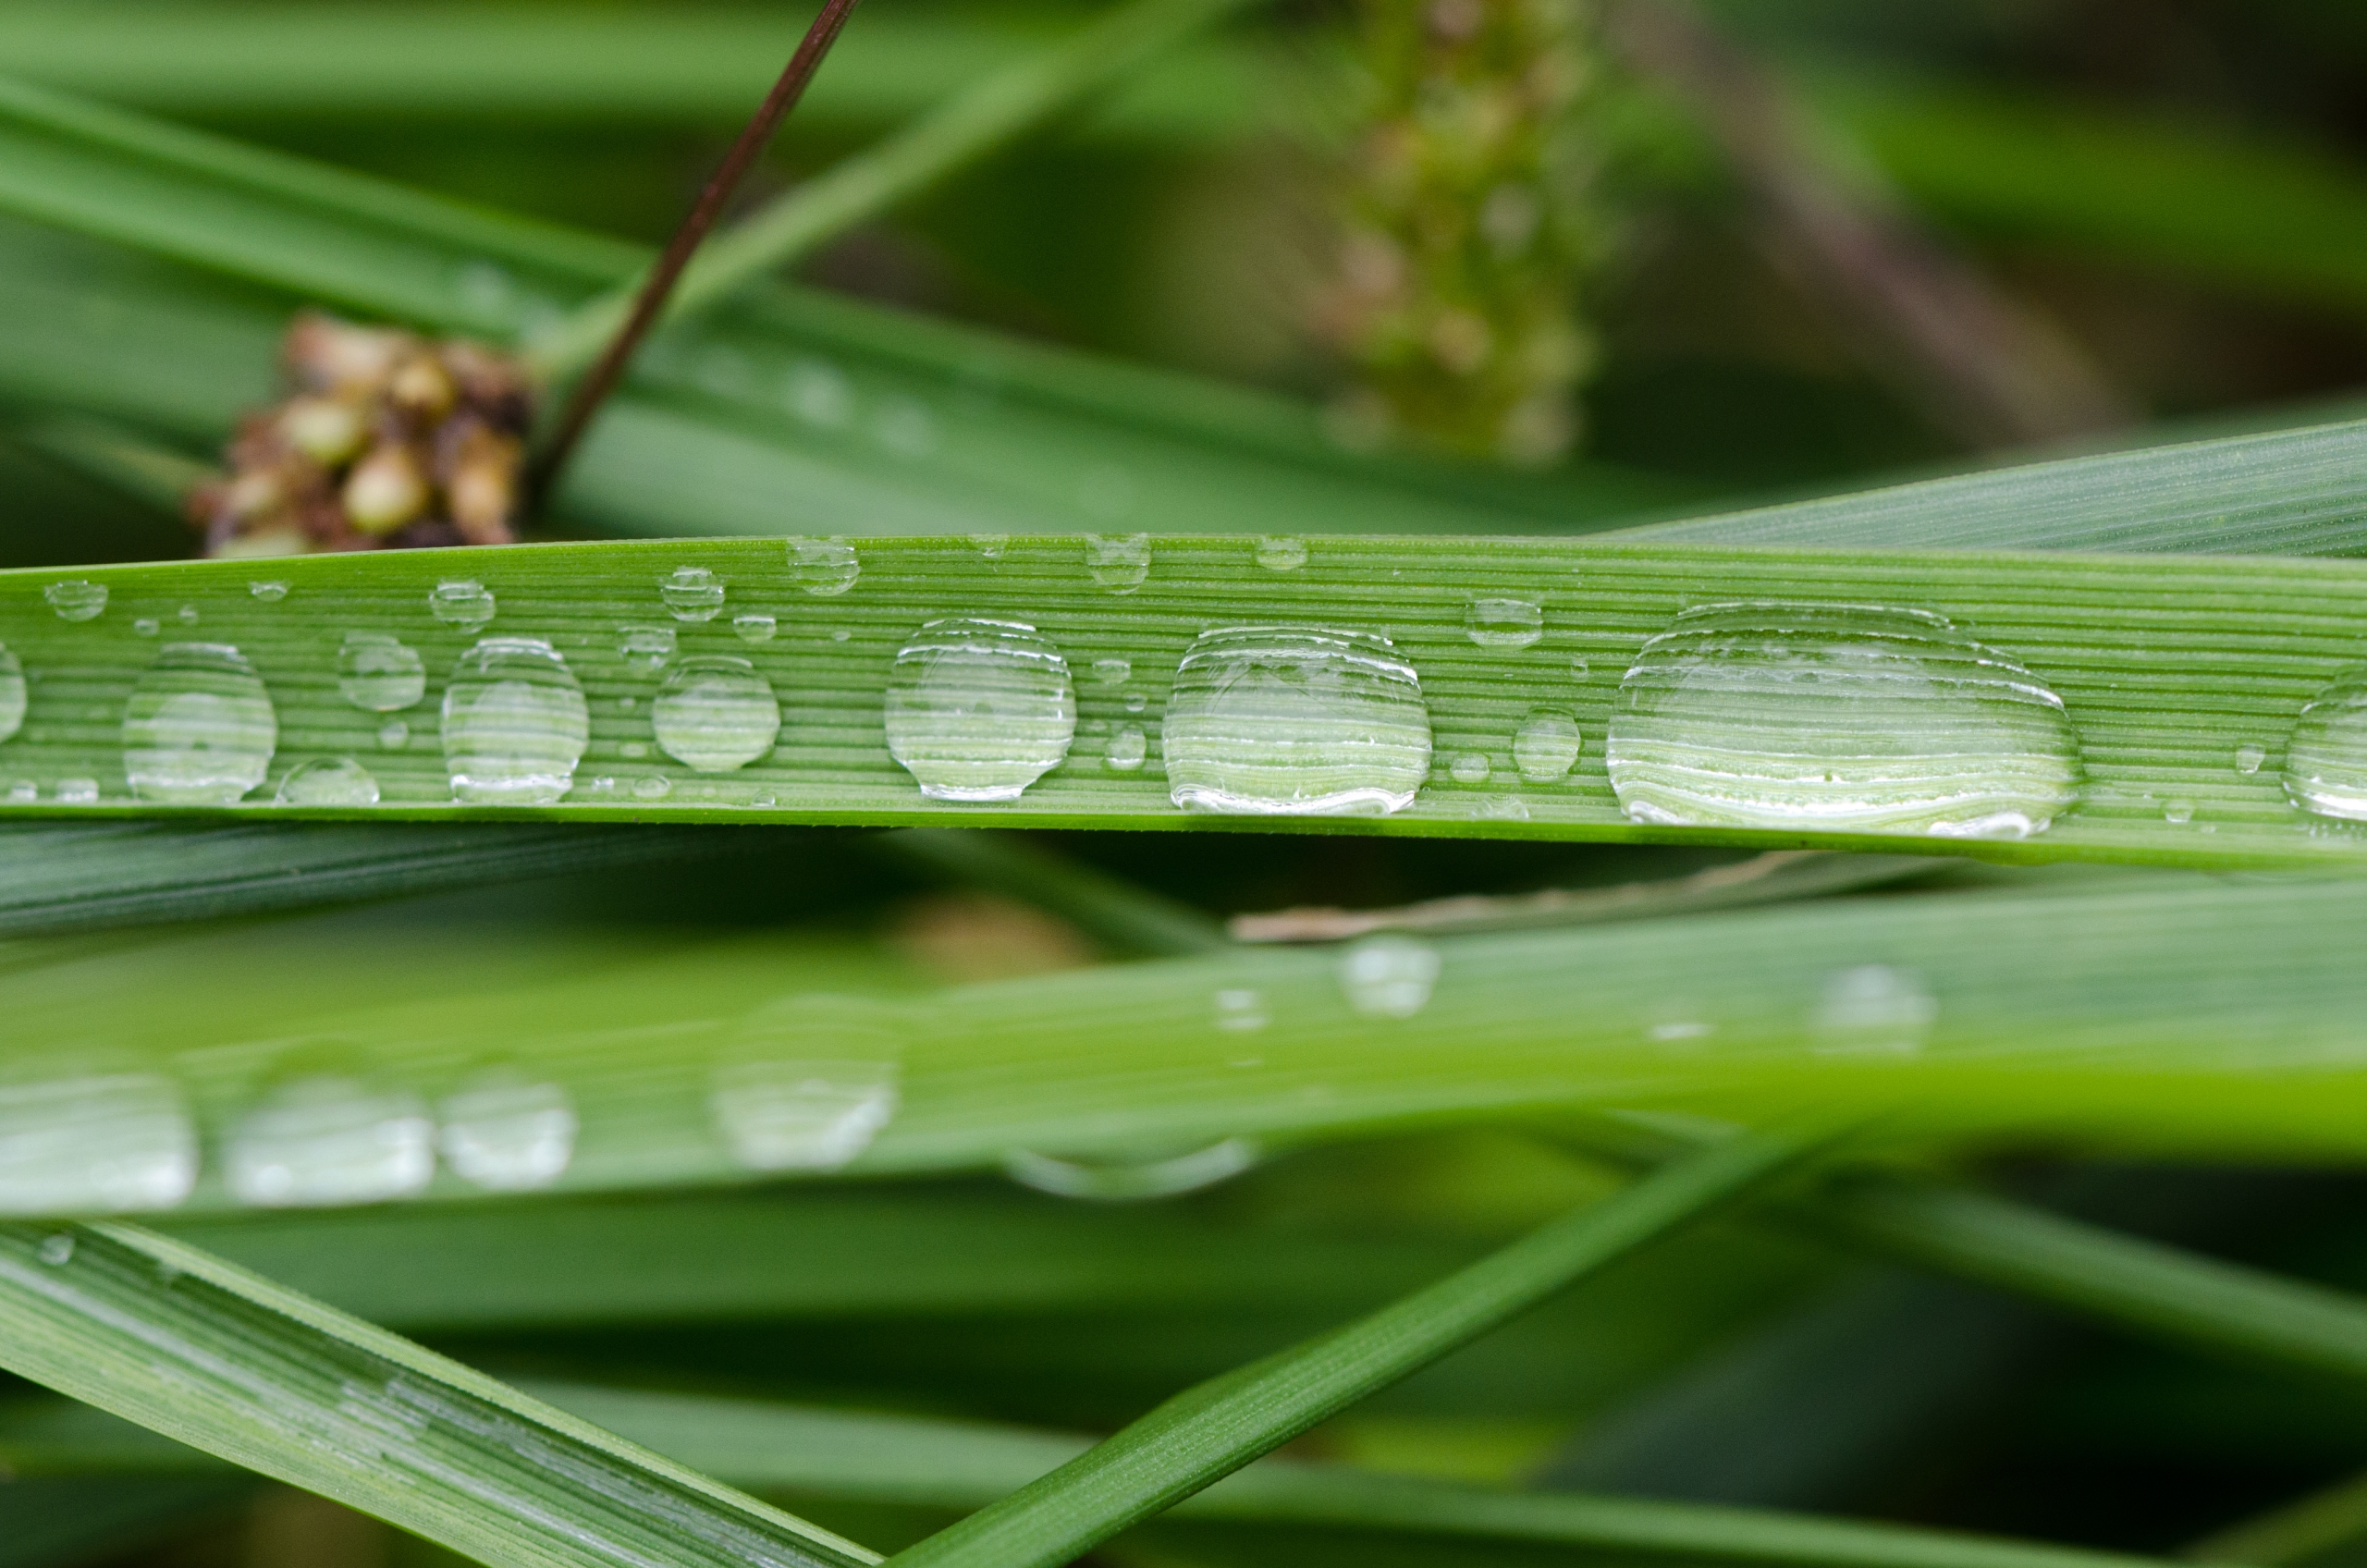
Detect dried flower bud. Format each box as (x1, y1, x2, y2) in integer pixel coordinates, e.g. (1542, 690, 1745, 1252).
(285, 312, 410, 392)
(441, 423, 522, 545)
(277, 397, 366, 465)
(341, 443, 429, 535)
(386, 351, 458, 421)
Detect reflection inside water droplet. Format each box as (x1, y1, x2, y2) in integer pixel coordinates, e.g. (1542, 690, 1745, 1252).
(1812, 964, 1938, 1055)
(787, 537, 859, 596)
(619, 626, 677, 673)
(1256, 537, 1308, 571)
(1466, 598, 1543, 650)
(441, 637, 589, 805)
(1107, 724, 1147, 771)
(1449, 753, 1490, 784)
(1092, 657, 1132, 686)
(43, 581, 105, 622)
(337, 632, 425, 712)
(276, 757, 379, 807)
(437, 1072, 576, 1192)
(1084, 534, 1150, 594)
(249, 581, 290, 603)
(658, 566, 726, 622)
(0, 1072, 197, 1215)
(124, 643, 278, 804)
(378, 719, 410, 751)
(2283, 668, 2367, 822)
(1513, 707, 1582, 783)
(429, 580, 497, 629)
(710, 1059, 898, 1172)
(632, 776, 671, 801)
(733, 613, 778, 644)
(227, 1074, 435, 1208)
(1163, 627, 1432, 816)
(2236, 743, 2267, 776)
(1338, 936, 1441, 1019)
(885, 619, 1075, 802)
(654, 657, 780, 773)
(1005, 1138, 1259, 1202)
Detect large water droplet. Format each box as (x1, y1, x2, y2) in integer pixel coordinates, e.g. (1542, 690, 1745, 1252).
(654, 657, 780, 773)
(885, 619, 1075, 802)
(1338, 936, 1441, 1019)
(44, 581, 105, 622)
(428, 579, 497, 629)
(2282, 668, 2367, 822)
(1812, 964, 1938, 1055)
(1163, 627, 1433, 815)
(787, 537, 859, 596)
(337, 632, 425, 712)
(226, 1074, 435, 1207)
(437, 1072, 576, 1192)
(1085, 534, 1150, 594)
(1605, 603, 2082, 839)
(0, 646, 24, 744)
(0, 1072, 197, 1214)
(276, 757, 380, 806)
(659, 566, 726, 622)
(1513, 707, 1582, 783)
(1466, 598, 1543, 650)
(1004, 1138, 1258, 1202)
(441, 637, 589, 804)
(123, 643, 278, 803)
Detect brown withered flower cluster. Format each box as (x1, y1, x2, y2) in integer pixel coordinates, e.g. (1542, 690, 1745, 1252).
(189, 312, 535, 557)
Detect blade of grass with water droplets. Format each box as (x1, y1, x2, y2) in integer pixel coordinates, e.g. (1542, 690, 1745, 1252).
(0, 1220, 877, 1568)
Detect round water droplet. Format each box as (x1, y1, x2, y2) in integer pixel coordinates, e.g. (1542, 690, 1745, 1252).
(787, 537, 859, 596)
(619, 625, 677, 673)
(654, 656, 779, 773)
(248, 581, 290, 603)
(1124, 692, 1147, 714)
(1449, 753, 1491, 784)
(55, 779, 98, 805)
(631, 776, 672, 801)
(658, 565, 726, 622)
(733, 613, 778, 643)
(441, 637, 589, 805)
(177, 605, 199, 627)
(2164, 798, 2195, 825)
(1256, 537, 1308, 571)
(1214, 988, 1268, 1033)
(2235, 743, 2267, 776)
(0, 1072, 197, 1214)
(1466, 598, 1543, 650)
(1572, 655, 1591, 681)
(2282, 668, 2367, 822)
(227, 1073, 435, 1208)
(0, 646, 24, 744)
(337, 632, 425, 712)
(123, 643, 277, 804)
(437, 1072, 576, 1192)
(1005, 1138, 1258, 1202)
(377, 718, 410, 751)
(1510, 707, 1583, 784)
(1085, 534, 1150, 594)
(37, 1233, 73, 1267)
(1812, 964, 1938, 1055)
(134, 619, 159, 637)
(276, 757, 379, 807)
(1107, 724, 1147, 771)
(1339, 936, 1441, 1019)
(44, 581, 105, 622)
(1164, 627, 1433, 816)
(428, 579, 497, 629)
(1092, 657, 1133, 686)
(710, 999, 902, 1172)
(1605, 603, 2083, 839)
(885, 619, 1075, 802)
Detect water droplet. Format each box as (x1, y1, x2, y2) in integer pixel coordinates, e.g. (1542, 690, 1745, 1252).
(2164, 798, 2195, 825)
(437, 1072, 575, 1192)
(1449, 753, 1491, 784)
(37, 1233, 72, 1267)
(177, 605, 200, 627)
(134, 619, 159, 637)
(1124, 692, 1147, 714)
(1214, 988, 1268, 1033)
(337, 632, 425, 712)
(428, 580, 497, 630)
(658, 565, 726, 622)
(1165, 628, 1433, 815)
(831, 630, 852, 643)
(124, 643, 277, 803)
(2281, 668, 2367, 822)
(1107, 724, 1147, 771)
(787, 537, 859, 596)
(44, 581, 105, 622)
(631, 776, 671, 801)
(1466, 598, 1543, 650)
(248, 581, 289, 603)
(1339, 936, 1441, 1019)
(885, 619, 1075, 802)
(1256, 537, 1308, 571)
(1005, 1138, 1258, 1202)
(55, 779, 98, 805)
(6, 782, 33, 804)
(733, 613, 778, 643)
(276, 757, 378, 807)
(1513, 707, 1582, 783)
(619, 625, 677, 673)
(1572, 655, 1591, 681)
(1092, 657, 1133, 686)
(0, 647, 23, 744)
(1606, 603, 2083, 839)
(969, 533, 1010, 560)
(226, 1074, 435, 1207)
(782, 356, 854, 428)
(654, 656, 780, 773)
(441, 637, 589, 804)
(710, 999, 901, 1172)
(1651, 1020, 1712, 1042)
(2236, 743, 2267, 776)
(378, 719, 410, 751)
(0, 1072, 196, 1214)
(1085, 534, 1150, 594)
(1812, 964, 1938, 1055)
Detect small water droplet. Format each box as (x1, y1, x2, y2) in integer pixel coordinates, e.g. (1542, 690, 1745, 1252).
(885, 619, 1075, 802)
(276, 757, 379, 807)
(428, 580, 497, 630)
(1449, 753, 1491, 784)
(124, 643, 277, 803)
(1466, 598, 1543, 650)
(654, 656, 780, 773)
(1256, 537, 1308, 571)
(631, 776, 672, 801)
(1092, 657, 1133, 686)
(1606, 603, 2083, 839)
(619, 625, 677, 673)
(378, 718, 410, 751)
(177, 605, 199, 626)
(55, 779, 98, 805)
(1513, 707, 1582, 783)
(1651, 1021, 1713, 1042)
(968, 533, 1010, 560)
(227, 1073, 435, 1207)
(1005, 1138, 1258, 1202)
(831, 629, 852, 643)
(2235, 743, 2267, 776)
(1165, 628, 1433, 815)
(658, 565, 726, 622)
(1813, 964, 1938, 1055)
(1085, 534, 1150, 594)
(733, 613, 778, 643)
(0, 647, 23, 744)
(1124, 692, 1148, 715)
(0, 1072, 196, 1214)
(2281, 669, 2367, 822)
(1107, 724, 1147, 771)
(1571, 655, 1590, 681)
(44, 581, 105, 622)
(6, 782, 33, 804)
(1339, 936, 1441, 1019)
(337, 632, 425, 712)
(134, 619, 159, 637)
(437, 1072, 575, 1192)
(36, 1233, 72, 1267)
(787, 537, 860, 596)
(248, 581, 289, 603)
(2164, 798, 2195, 825)
(1214, 988, 1268, 1033)
(441, 637, 589, 804)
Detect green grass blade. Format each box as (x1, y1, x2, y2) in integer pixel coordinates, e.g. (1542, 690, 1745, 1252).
(2183, 1468, 2367, 1566)
(0, 1476, 251, 1568)
(0, 1220, 877, 1568)
(880, 1124, 1829, 1568)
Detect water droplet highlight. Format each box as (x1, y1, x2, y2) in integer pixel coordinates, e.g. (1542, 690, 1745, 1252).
(969, 533, 1011, 560)
(1005, 1138, 1259, 1202)
(2164, 798, 2195, 825)
(437, 1072, 575, 1192)
(659, 566, 726, 622)
(37, 1233, 72, 1266)
(2282, 668, 2367, 822)
(1164, 627, 1433, 816)
(428, 580, 497, 630)
(1256, 537, 1308, 571)
(1085, 534, 1150, 594)
(1092, 657, 1133, 686)
(631, 776, 672, 801)
(1812, 964, 1938, 1055)
(337, 632, 425, 712)
(1449, 753, 1491, 784)
(1466, 598, 1543, 650)
(1513, 707, 1582, 783)
(55, 779, 97, 805)
(787, 537, 859, 596)
(226, 1075, 435, 1207)
(654, 657, 780, 773)
(1107, 724, 1147, 771)
(6, 782, 32, 804)
(44, 581, 105, 622)
(1339, 936, 1441, 1019)
(0, 1072, 196, 1214)
(710, 1054, 899, 1173)
(177, 605, 199, 627)
(124, 643, 278, 803)
(134, 619, 159, 637)
(1605, 603, 2083, 839)
(2236, 743, 2267, 776)
(441, 637, 589, 804)
(619, 626, 677, 673)
(885, 619, 1075, 802)
(733, 613, 778, 643)
(248, 581, 290, 603)
(276, 757, 379, 807)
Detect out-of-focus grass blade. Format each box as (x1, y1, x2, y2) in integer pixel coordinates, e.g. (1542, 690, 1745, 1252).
(0, 1476, 250, 1568)
(877, 830, 1228, 957)
(0, 1221, 877, 1568)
